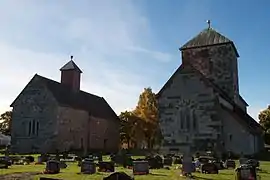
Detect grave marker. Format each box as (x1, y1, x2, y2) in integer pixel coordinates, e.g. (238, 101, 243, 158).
(182, 155, 193, 176)
(44, 160, 60, 174)
(81, 159, 96, 174)
(98, 161, 115, 172)
(133, 161, 149, 175)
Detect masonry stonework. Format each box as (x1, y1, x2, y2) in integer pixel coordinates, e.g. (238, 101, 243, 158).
(11, 76, 58, 153)
(182, 44, 239, 100)
(158, 67, 221, 154)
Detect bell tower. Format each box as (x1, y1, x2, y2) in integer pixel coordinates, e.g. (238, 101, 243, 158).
(180, 21, 240, 100)
(60, 56, 82, 91)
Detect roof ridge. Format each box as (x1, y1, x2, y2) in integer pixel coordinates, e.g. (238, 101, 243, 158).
(179, 27, 239, 57)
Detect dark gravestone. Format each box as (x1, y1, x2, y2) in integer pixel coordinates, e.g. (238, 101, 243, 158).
(103, 172, 134, 180)
(201, 163, 219, 174)
(59, 161, 67, 169)
(235, 164, 257, 180)
(247, 159, 260, 168)
(0, 159, 9, 169)
(44, 160, 60, 174)
(163, 157, 173, 166)
(98, 161, 115, 172)
(133, 161, 149, 175)
(81, 160, 96, 174)
(173, 156, 182, 164)
(26, 156, 35, 163)
(146, 156, 163, 169)
(37, 156, 43, 164)
(182, 156, 193, 176)
(224, 160, 236, 169)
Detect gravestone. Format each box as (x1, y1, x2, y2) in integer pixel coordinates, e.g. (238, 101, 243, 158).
(224, 159, 236, 169)
(235, 164, 258, 180)
(98, 161, 115, 172)
(182, 155, 193, 176)
(59, 161, 67, 169)
(81, 159, 96, 174)
(247, 159, 260, 168)
(146, 155, 163, 169)
(0, 159, 9, 169)
(173, 156, 182, 164)
(133, 161, 149, 175)
(103, 172, 134, 180)
(201, 163, 219, 174)
(163, 157, 173, 166)
(37, 156, 43, 164)
(44, 160, 60, 174)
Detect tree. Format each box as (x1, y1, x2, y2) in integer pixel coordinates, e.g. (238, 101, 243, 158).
(119, 111, 144, 148)
(0, 110, 12, 135)
(133, 87, 158, 123)
(259, 105, 270, 133)
(133, 87, 161, 149)
(259, 106, 270, 144)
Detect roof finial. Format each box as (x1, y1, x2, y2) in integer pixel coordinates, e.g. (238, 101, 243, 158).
(70, 55, 74, 61)
(206, 20, 211, 29)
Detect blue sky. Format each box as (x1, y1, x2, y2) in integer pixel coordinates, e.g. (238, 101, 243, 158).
(0, 0, 269, 121)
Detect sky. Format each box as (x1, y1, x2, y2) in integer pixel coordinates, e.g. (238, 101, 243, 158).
(0, 0, 269, 121)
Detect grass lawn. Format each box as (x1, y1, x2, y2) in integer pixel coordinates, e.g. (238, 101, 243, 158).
(1, 159, 270, 179)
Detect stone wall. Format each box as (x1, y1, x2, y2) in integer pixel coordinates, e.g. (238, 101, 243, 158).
(11, 76, 58, 153)
(56, 107, 88, 152)
(158, 67, 221, 154)
(181, 43, 239, 100)
(56, 107, 120, 153)
(218, 104, 259, 155)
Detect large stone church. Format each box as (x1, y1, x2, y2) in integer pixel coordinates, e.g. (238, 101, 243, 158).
(157, 24, 264, 155)
(10, 58, 120, 154)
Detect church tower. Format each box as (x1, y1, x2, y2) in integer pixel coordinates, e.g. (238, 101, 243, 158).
(180, 21, 240, 101)
(60, 56, 82, 91)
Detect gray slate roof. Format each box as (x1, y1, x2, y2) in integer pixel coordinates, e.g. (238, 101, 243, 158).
(180, 28, 239, 57)
(11, 74, 118, 121)
(60, 60, 82, 73)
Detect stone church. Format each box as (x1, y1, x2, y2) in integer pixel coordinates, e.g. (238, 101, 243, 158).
(157, 24, 264, 155)
(10, 58, 120, 154)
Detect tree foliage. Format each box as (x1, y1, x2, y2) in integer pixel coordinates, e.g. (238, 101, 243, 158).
(133, 87, 158, 123)
(259, 106, 270, 144)
(259, 105, 270, 133)
(0, 110, 12, 135)
(118, 87, 162, 150)
(133, 87, 161, 149)
(119, 111, 145, 148)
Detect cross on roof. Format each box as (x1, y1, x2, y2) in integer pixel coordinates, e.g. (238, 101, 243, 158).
(206, 20, 211, 29)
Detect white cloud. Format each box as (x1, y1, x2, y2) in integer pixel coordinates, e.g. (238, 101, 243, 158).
(247, 105, 266, 122)
(0, 0, 172, 115)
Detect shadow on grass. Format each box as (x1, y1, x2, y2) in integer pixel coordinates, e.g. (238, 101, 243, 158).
(149, 173, 168, 176)
(192, 176, 213, 180)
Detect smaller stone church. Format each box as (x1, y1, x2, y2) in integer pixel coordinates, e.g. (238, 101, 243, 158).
(157, 23, 264, 155)
(10, 57, 120, 154)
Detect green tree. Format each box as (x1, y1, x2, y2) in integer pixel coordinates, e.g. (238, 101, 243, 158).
(119, 111, 143, 148)
(0, 110, 12, 135)
(133, 87, 161, 149)
(259, 105, 270, 133)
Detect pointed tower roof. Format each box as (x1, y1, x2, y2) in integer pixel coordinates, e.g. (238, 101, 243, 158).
(60, 56, 82, 73)
(180, 26, 239, 57)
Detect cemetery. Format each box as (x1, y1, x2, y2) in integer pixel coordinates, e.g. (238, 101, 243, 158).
(0, 151, 270, 180)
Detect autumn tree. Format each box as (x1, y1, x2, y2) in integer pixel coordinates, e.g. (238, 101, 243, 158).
(133, 87, 162, 149)
(259, 106, 270, 144)
(0, 110, 12, 135)
(119, 111, 145, 148)
(259, 106, 270, 133)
